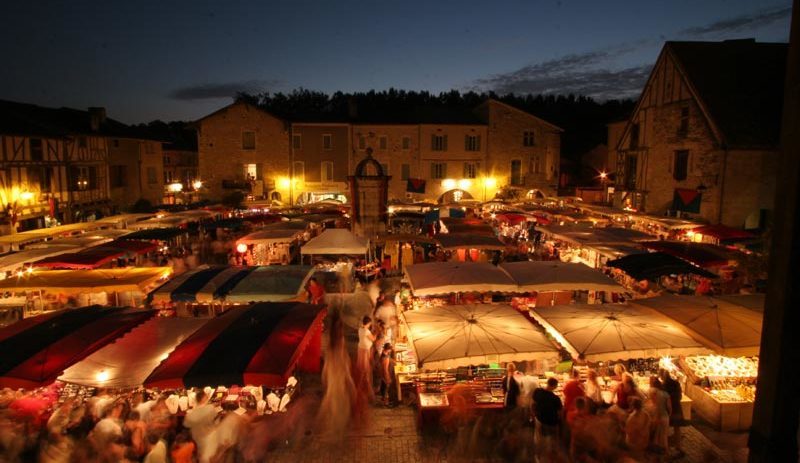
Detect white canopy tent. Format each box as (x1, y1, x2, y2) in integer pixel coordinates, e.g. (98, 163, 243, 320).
(403, 304, 559, 369)
(0, 245, 81, 276)
(530, 303, 709, 362)
(58, 317, 206, 388)
(237, 229, 304, 246)
(404, 262, 518, 297)
(300, 229, 368, 255)
(500, 261, 624, 293)
(632, 295, 763, 356)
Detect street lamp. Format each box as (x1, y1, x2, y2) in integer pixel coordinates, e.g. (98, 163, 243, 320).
(482, 177, 497, 202)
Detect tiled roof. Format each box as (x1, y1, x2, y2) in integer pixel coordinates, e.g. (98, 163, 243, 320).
(0, 99, 151, 139)
(667, 40, 788, 148)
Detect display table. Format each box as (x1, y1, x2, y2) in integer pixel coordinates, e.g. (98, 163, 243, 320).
(686, 383, 752, 431)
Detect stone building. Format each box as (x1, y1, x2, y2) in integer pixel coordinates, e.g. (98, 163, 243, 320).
(195, 98, 561, 205)
(613, 39, 787, 228)
(289, 122, 350, 204)
(162, 144, 198, 187)
(474, 99, 562, 197)
(107, 136, 164, 210)
(0, 101, 139, 232)
(351, 124, 420, 200)
(195, 101, 290, 203)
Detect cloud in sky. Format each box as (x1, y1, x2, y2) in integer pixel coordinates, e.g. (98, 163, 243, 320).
(681, 5, 792, 36)
(473, 4, 791, 100)
(169, 79, 282, 101)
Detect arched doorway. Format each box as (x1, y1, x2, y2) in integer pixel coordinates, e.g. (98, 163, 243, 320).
(526, 189, 546, 200)
(438, 189, 474, 204)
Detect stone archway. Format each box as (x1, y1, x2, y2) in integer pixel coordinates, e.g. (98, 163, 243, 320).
(527, 189, 546, 199)
(438, 189, 474, 204)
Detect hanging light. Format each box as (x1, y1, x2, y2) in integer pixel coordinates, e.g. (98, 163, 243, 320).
(236, 243, 248, 254)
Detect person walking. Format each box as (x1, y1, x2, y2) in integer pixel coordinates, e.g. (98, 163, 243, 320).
(625, 397, 651, 458)
(501, 363, 521, 411)
(355, 316, 376, 402)
(379, 343, 396, 406)
(659, 368, 686, 458)
(646, 376, 672, 458)
(533, 377, 562, 458)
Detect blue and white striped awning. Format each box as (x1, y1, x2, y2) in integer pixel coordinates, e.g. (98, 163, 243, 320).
(149, 265, 313, 305)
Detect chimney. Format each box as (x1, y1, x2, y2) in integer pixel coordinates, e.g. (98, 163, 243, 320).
(347, 98, 358, 120)
(88, 107, 106, 131)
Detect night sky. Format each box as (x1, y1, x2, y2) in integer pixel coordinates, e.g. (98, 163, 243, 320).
(1, 0, 792, 123)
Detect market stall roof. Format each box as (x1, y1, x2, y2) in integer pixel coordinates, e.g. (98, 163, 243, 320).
(0, 267, 172, 294)
(237, 229, 303, 246)
(241, 213, 284, 225)
(404, 262, 517, 296)
(301, 228, 367, 255)
(150, 266, 255, 304)
(202, 217, 245, 230)
(632, 295, 763, 356)
(262, 219, 310, 230)
(225, 266, 314, 303)
(0, 245, 82, 275)
(530, 303, 709, 362)
(714, 294, 765, 312)
(440, 217, 495, 235)
(374, 233, 437, 244)
(119, 227, 188, 242)
(33, 240, 158, 270)
(641, 241, 740, 268)
(583, 243, 647, 260)
(494, 213, 532, 226)
(0, 306, 155, 388)
(144, 302, 325, 388)
(606, 252, 718, 280)
(690, 224, 757, 242)
(0, 232, 51, 250)
(173, 209, 219, 220)
(536, 224, 651, 246)
(403, 303, 559, 370)
(434, 233, 505, 251)
(500, 261, 624, 293)
(631, 213, 704, 231)
(58, 317, 206, 388)
(130, 216, 191, 230)
(93, 213, 155, 227)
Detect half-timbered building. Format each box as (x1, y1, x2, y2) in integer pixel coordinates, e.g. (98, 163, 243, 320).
(612, 39, 787, 228)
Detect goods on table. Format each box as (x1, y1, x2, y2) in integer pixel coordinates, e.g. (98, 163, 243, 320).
(683, 355, 758, 379)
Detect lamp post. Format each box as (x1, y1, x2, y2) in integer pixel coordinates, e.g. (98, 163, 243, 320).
(599, 171, 608, 204)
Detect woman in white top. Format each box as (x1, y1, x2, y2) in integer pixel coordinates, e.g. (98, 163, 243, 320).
(355, 316, 376, 401)
(584, 369, 603, 405)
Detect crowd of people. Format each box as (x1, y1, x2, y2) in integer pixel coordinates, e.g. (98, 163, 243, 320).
(496, 362, 688, 462)
(0, 381, 312, 463)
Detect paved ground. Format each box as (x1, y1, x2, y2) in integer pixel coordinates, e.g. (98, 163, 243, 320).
(273, 283, 748, 462)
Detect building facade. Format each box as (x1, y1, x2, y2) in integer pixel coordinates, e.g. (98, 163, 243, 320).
(108, 137, 164, 210)
(475, 99, 562, 197)
(196, 101, 291, 203)
(195, 99, 561, 205)
(289, 123, 350, 204)
(162, 146, 199, 187)
(613, 40, 785, 228)
(0, 102, 135, 232)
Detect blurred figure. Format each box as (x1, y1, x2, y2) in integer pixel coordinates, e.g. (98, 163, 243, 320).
(317, 310, 356, 442)
(647, 376, 672, 457)
(659, 368, 686, 458)
(625, 397, 650, 458)
(533, 377, 562, 458)
(501, 362, 520, 411)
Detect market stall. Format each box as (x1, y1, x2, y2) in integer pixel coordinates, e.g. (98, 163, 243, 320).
(0, 245, 82, 278)
(33, 239, 158, 269)
(606, 251, 718, 296)
(93, 213, 155, 229)
(0, 306, 156, 388)
(434, 233, 505, 263)
(224, 265, 313, 303)
(236, 229, 303, 265)
(145, 302, 325, 388)
(500, 260, 624, 306)
(58, 317, 207, 388)
(301, 228, 367, 258)
(401, 303, 560, 417)
(301, 229, 368, 286)
(529, 303, 710, 363)
(0, 267, 171, 311)
(685, 224, 757, 245)
(404, 262, 517, 298)
(633, 295, 763, 430)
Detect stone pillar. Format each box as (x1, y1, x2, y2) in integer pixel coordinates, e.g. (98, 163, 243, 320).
(349, 149, 389, 239)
